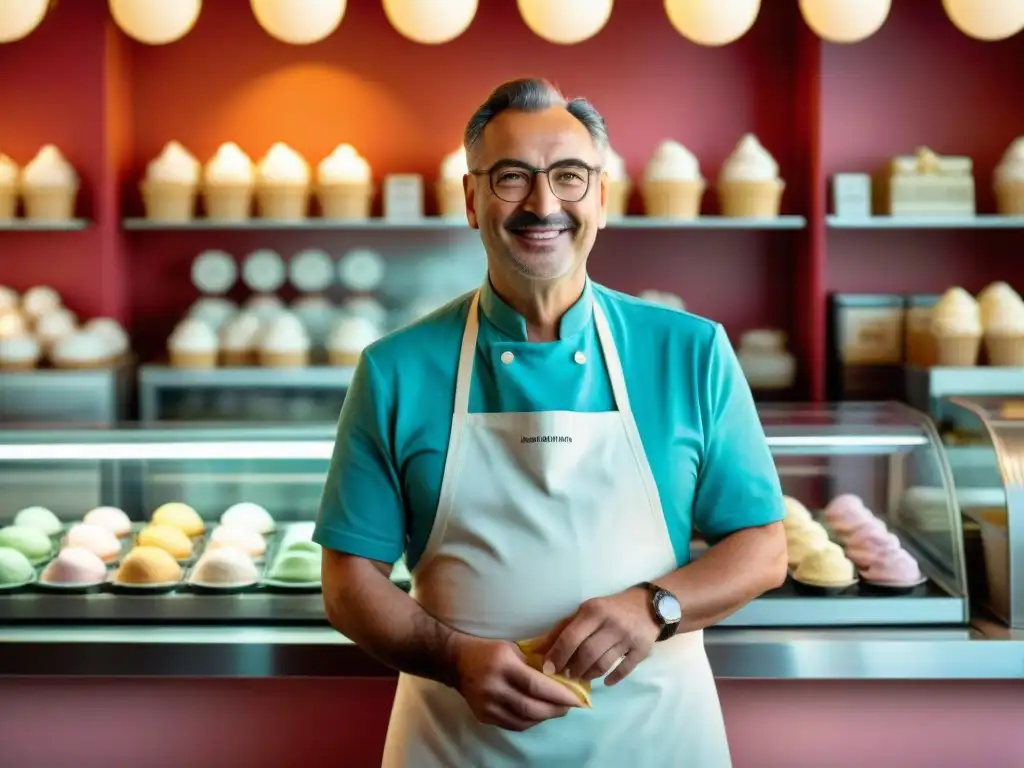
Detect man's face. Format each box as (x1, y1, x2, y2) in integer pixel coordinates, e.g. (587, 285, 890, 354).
(465, 107, 608, 283)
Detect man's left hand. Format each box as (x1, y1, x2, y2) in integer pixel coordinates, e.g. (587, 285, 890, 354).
(532, 587, 659, 685)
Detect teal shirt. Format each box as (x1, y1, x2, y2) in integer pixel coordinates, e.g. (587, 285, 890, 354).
(314, 278, 784, 570)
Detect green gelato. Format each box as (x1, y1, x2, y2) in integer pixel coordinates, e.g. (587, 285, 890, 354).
(269, 551, 320, 583)
(0, 547, 35, 585)
(0, 525, 53, 562)
(283, 540, 321, 555)
(13, 506, 63, 536)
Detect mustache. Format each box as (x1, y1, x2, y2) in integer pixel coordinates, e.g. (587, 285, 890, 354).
(504, 211, 577, 231)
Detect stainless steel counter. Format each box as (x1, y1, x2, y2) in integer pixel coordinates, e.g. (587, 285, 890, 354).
(2, 622, 1022, 679)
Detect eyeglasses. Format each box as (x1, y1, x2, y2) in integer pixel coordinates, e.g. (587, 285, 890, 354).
(470, 161, 600, 203)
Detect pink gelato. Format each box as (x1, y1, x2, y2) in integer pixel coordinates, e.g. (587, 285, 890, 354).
(41, 547, 108, 585)
(65, 523, 121, 563)
(823, 494, 875, 539)
(861, 548, 922, 587)
(844, 521, 901, 570)
(206, 524, 266, 558)
(83, 506, 132, 537)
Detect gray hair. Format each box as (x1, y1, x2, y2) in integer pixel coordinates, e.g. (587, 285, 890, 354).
(463, 78, 609, 156)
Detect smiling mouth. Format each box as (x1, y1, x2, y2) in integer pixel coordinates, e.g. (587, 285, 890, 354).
(509, 228, 570, 241)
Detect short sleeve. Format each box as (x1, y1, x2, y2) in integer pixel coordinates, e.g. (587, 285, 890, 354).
(313, 352, 406, 564)
(692, 324, 785, 542)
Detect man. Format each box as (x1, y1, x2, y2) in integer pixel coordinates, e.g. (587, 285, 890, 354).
(315, 77, 787, 767)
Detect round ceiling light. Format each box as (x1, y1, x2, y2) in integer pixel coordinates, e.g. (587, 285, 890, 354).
(383, 0, 477, 44)
(0, 0, 49, 44)
(109, 0, 202, 45)
(799, 0, 891, 44)
(517, 0, 614, 45)
(251, 0, 346, 45)
(664, 0, 761, 46)
(942, 0, 1024, 41)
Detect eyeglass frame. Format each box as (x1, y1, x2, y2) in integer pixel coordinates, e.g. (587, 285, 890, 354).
(468, 159, 603, 203)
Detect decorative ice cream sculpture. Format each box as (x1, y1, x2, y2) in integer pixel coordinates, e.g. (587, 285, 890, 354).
(142, 141, 201, 222)
(641, 140, 704, 219)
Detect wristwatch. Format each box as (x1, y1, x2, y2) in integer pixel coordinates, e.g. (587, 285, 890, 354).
(638, 581, 682, 642)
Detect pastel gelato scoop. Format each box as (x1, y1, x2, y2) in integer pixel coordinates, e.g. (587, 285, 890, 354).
(785, 522, 830, 567)
(861, 548, 921, 587)
(0, 547, 35, 585)
(220, 502, 275, 535)
(257, 142, 310, 185)
(793, 543, 855, 586)
(13, 506, 63, 536)
(116, 546, 182, 585)
(823, 494, 875, 539)
(995, 136, 1024, 183)
(190, 547, 260, 588)
(931, 287, 981, 336)
(270, 550, 321, 583)
(718, 134, 779, 182)
(318, 144, 371, 184)
(146, 141, 200, 184)
(283, 540, 322, 556)
(83, 506, 132, 537)
(204, 142, 255, 185)
(843, 520, 901, 570)
(644, 139, 701, 182)
(41, 547, 107, 585)
(151, 502, 205, 537)
(207, 524, 266, 558)
(22, 144, 78, 188)
(65, 523, 121, 563)
(138, 524, 194, 560)
(0, 525, 53, 562)
(439, 147, 468, 180)
(781, 496, 813, 531)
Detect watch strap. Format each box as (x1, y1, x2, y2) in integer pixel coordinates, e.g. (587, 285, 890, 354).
(638, 581, 680, 642)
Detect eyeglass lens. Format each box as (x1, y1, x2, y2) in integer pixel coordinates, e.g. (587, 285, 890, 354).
(490, 164, 591, 203)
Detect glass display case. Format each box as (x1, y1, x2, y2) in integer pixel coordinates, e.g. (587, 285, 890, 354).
(936, 396, 1024, 630)
(0, 403, 969, 628)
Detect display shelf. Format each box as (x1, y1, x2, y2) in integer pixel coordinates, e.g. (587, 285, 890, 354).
(828, 216, 1024, 230)
(138, 364, 356, 388)
(0, 219, 89, 231)
(122, 215, 807, 232)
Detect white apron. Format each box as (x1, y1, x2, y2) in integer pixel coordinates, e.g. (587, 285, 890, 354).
(381, 289, 732, 768)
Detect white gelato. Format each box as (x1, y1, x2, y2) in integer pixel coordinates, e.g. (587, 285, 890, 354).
(259, 314, 310, 353)
(204, 143, 255, 184)
(257, 142, 310, 185)
(51, 331, 109, 364)
(440, 147, 468, 180)
(986, 300, 1024, 336)
(341, 296, 388, 327)
(22, 145, 78, 188)
(219, 312, 262, 353)
(328, 316, 382, 355)
(169, 318, 218, 353)
(931, 287, 981, 336)
(0, 154, 19, 186)
(146, 141, 200, 184)
(0, 335, 40, 364)
(604, 146, 629, 181)
(0, 286, 18, 311)
(995, 137, 1024, 184)
(34, 309, 77, 344)
(318, 144, 371, 184)
(21, 286, 62, 318)
(643, 140, 701, 182)
(244, 294, 284, 323)
(719, 134, 780, 182)
(0, 311, 27, 338)
(84, 318, 130, 356)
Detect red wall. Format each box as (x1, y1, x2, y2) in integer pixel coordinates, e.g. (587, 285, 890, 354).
(1, 0, 1022, 400)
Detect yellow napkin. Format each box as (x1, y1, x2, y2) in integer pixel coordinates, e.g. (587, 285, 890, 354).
(516, 638, 592, 708)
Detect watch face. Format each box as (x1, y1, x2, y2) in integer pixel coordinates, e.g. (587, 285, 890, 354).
(657, 592, 682, 623)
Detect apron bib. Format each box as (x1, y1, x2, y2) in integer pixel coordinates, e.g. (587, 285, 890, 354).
(381, 289, 732, 767)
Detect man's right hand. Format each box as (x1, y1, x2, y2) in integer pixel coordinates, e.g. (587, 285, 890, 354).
(451, 635, 581, 731)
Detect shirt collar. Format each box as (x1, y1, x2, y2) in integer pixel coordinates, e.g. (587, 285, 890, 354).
(479, 276, 594, 342)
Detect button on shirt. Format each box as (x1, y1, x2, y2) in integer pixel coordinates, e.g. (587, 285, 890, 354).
(314, 279, 784, 570)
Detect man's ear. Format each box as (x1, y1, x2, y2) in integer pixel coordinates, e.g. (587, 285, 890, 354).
(464, 174, 479, 229)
